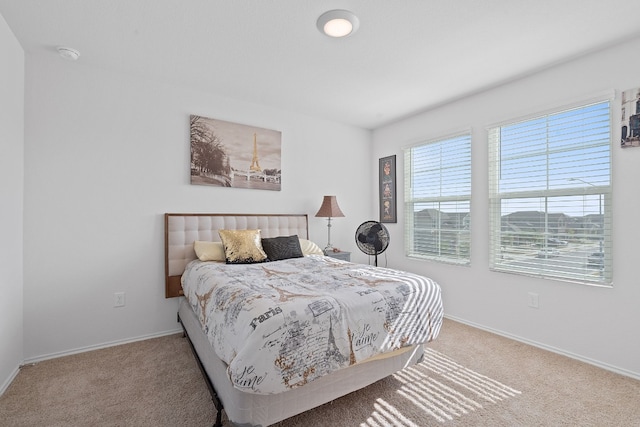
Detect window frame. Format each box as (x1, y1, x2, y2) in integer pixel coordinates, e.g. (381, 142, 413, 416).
(488, 97, 613, 286)
(403, 131, 472, 265)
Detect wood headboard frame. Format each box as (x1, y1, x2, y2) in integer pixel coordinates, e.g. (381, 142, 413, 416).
(164, 213, 309, 298)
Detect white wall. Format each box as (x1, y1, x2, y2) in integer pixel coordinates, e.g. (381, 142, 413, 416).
(0, 14, 24, 393)
(373, 35, 640, 378)
(22, 53, 371, 361)
(17, 11, 640, 386)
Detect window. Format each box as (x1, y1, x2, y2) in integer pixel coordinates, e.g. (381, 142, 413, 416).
(404, 133, 471, 264)
(488, 100, 612, 285)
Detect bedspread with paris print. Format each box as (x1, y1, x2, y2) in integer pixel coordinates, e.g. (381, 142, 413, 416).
(181, 255, 443, 395)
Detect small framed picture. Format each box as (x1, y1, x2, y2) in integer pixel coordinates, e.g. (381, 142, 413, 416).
(379, 155, 397, 223)
(621, 87, 640, 148)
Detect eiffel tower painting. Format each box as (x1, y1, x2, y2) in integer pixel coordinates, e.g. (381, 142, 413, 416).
(189, 115, 282, 191)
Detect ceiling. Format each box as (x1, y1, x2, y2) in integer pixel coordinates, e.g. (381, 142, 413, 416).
(2, 0, 640, 129)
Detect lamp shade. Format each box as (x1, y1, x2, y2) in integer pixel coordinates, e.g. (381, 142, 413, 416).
(315, 196, 345, 218)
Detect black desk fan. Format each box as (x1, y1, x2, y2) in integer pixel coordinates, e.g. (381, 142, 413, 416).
(355, 221, 389, 266)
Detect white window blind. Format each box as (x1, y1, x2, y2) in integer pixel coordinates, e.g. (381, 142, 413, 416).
(404, 133, 471, 264)
(488, 100, 612, 285)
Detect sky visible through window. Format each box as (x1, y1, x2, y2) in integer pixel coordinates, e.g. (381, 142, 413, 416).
(410, 135, 471, 201)
(497, 101, 610, 217)
(412, 102, 610, 218)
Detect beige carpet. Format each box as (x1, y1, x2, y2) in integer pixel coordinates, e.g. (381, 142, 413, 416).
(2, 318, 639, 426)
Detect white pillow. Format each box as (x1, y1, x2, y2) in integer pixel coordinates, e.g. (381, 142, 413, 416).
(298, 238, 324, 256)
(194, 241, 226, 262)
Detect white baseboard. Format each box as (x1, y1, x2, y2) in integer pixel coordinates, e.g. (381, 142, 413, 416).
(1, 328, 183, 396)
(444, 314, 640, 381)
(8, 316, 638, 395)
(0, 365, 21, 396)
(22, 328, 183, 365)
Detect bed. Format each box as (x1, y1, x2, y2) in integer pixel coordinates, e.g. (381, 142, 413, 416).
(165, 213, 443, 427)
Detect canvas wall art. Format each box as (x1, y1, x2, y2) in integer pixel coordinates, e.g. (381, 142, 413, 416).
(190, 115, 282, 190)
(621, 87, 640, 148)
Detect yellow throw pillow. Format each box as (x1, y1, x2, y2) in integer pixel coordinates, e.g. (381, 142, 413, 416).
(219, 229, 268, 264)
(194, 241, 226, 262)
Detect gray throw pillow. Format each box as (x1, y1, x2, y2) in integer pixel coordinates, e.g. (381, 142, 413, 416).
(261, 235, 304, 261)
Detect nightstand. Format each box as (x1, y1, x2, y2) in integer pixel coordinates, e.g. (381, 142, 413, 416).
(325, 251, 351, 262)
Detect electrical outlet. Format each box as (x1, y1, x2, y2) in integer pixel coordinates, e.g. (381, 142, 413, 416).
(527, 292, 539, 309)
(114, 292, 126, 307)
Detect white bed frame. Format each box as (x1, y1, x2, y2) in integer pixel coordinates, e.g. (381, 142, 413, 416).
(165, 213, 425, 427)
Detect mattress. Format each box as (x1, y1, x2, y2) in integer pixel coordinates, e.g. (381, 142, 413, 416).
(181, 255, 443, 395)
(178, 299, 426, 427)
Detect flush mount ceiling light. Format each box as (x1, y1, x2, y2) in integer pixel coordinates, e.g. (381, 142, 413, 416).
(57, 46, 80, 61)
(317, 9, 359, 38)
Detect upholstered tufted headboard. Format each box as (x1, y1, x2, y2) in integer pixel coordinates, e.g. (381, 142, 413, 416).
(164, 213, 309, 298)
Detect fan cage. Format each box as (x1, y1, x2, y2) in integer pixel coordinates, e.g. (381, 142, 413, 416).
(355, 221, 390, 256)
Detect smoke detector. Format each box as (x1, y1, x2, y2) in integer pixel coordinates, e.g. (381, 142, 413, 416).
(57, 46, 80, 61)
